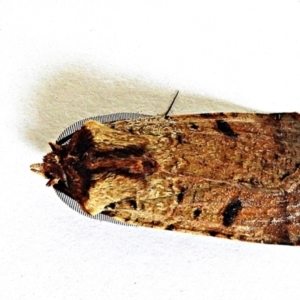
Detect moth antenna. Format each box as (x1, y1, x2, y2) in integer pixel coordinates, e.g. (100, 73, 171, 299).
(164, 90, 179, 118)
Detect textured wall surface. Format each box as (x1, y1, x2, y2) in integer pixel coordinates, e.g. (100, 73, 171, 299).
(1, 1, 300, 300)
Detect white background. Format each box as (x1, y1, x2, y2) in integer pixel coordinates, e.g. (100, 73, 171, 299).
(1, 1, 300, 299)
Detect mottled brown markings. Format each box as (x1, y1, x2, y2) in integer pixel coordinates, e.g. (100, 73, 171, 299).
(216, 120, 239, 138)
(222, 199, 242, 227)
(31, 112, 300, 245)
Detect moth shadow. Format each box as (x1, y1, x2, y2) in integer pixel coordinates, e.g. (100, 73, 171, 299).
(23, 64, 254, 151)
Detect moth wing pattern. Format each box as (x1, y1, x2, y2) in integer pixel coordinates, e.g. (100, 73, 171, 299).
(33, 112, 300, 245)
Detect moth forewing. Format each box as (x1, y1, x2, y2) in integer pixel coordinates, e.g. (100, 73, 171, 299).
(31, 112, 300, 245)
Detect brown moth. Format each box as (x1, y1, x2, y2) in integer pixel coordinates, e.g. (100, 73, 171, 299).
(31, 112, 300, 245)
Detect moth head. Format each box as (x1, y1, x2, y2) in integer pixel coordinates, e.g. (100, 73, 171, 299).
(30, 142, 68, 187)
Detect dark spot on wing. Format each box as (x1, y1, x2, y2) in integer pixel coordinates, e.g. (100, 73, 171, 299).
(128, 200, 137, 210)
(193, 208, 201, 218)
(249, 177, 260, 186)
(104, 202, 116, 209)
(223, 199, 242, 227)
(151, 220, 163, 226)
(272, 113, 282, 121)
(279, 172, 290, 180)
(189, 122, 199, 130)
(165, 224, 175, 231)
(216, 120, 239, 138)
(209, 231, 218, 236)
(200, 113, 212, 118)
(176, 134, 183, 144)
(102, 210, 116, 217)
(141, 159, 158, 175)
(177, 187, 186, 203)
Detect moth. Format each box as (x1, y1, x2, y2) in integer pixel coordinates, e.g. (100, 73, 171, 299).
(30, 101, 300, 245)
